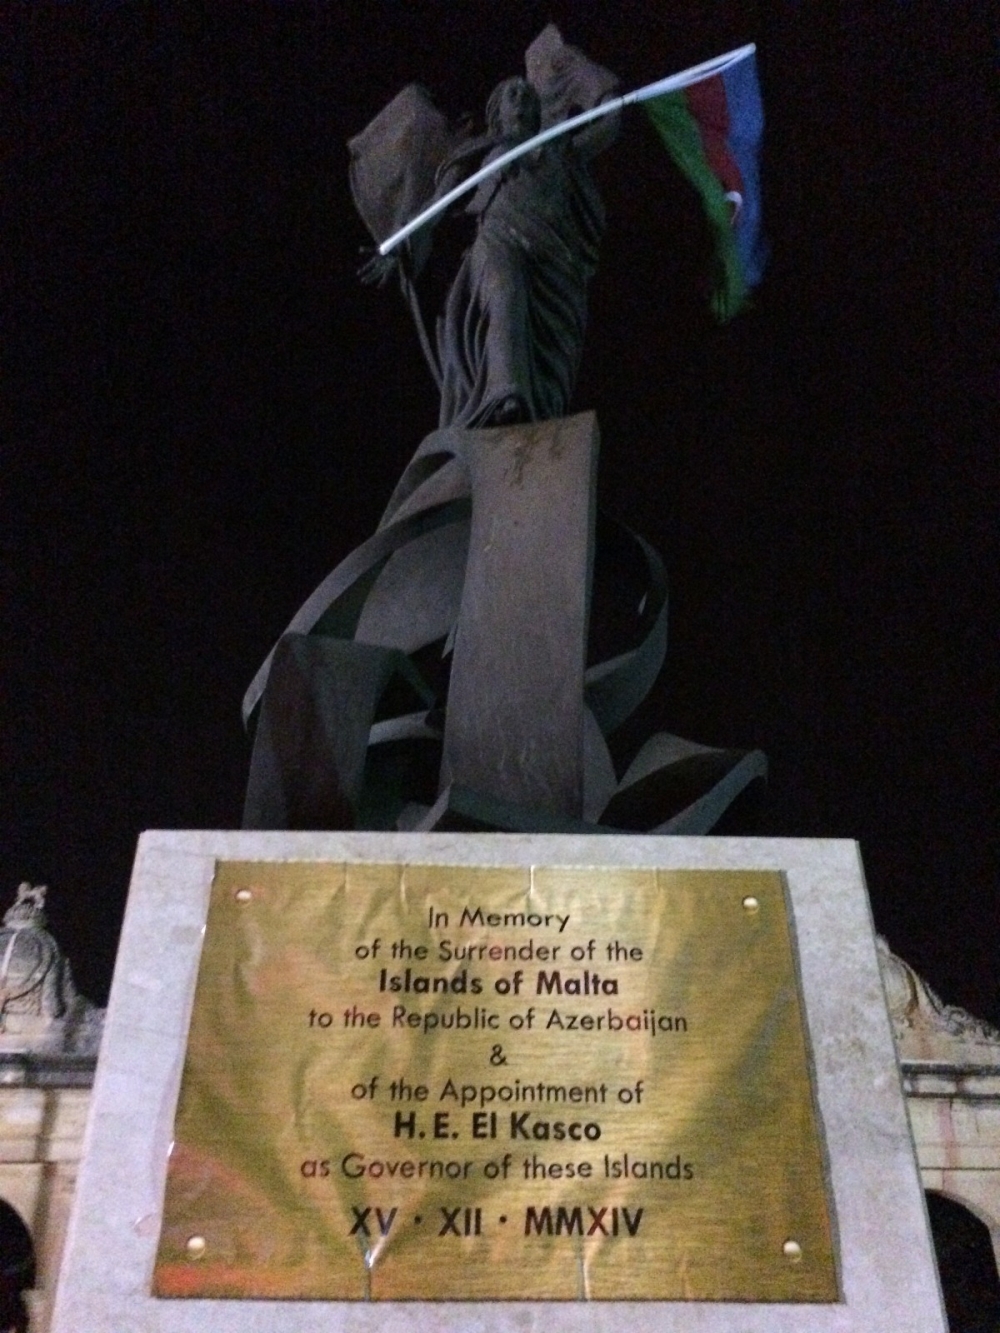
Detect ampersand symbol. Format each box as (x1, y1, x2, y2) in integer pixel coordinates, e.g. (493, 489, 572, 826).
(489, 1044, 507, 1066)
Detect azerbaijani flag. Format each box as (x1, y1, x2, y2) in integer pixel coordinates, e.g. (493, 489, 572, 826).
(375, 41, 767, 325)
(643, 53, 767, 321)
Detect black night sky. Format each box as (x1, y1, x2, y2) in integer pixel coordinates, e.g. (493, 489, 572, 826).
(3, 0, 996, 1042)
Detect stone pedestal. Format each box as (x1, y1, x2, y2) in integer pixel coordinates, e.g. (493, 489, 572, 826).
(53, 832, 945, 1331)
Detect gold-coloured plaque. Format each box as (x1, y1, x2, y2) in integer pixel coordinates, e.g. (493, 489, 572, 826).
(154, 862, 838, 1302)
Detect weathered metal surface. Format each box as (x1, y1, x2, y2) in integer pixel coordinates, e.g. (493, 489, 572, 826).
(440, 414, 599, 820)
(243, 636, 431, 830)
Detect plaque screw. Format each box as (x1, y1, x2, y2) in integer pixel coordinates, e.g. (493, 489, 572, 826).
(186, 1235, 207, 1259)
(782, 1239, 803, 1263)
(742, 895, 760, 913)
(235, 888, 253, 903)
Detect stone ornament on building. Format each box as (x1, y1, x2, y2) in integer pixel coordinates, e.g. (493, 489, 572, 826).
(877, 935, 1000, 1063)
(878, 935, 1000, 1282)
(0, 883, 105, 1333)
(0, 885, 104, 1057)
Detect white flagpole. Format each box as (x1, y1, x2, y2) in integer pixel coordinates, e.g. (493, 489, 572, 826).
(378, 42, 756, 257)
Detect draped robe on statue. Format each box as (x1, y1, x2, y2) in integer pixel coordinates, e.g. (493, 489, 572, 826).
(348, 25, 619, 428)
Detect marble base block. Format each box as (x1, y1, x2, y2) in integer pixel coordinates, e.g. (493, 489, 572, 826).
(53, 832, 946, 1332)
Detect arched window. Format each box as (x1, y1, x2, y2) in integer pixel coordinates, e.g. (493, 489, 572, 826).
(926, 1189, 1000, 1333)
(0, 1198, 33, 1333)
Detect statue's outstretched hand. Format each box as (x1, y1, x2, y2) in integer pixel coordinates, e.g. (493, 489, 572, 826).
(358, 249, 400, 288)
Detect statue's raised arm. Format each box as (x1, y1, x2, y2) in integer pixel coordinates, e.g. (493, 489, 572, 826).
(349, 25, 619, 428)
(524, 22, 620, 156)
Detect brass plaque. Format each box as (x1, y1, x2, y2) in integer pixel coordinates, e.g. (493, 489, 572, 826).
(154, 862, 838, 1302)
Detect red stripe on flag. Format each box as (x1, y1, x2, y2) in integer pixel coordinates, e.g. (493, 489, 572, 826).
(685, 75, 743, 198)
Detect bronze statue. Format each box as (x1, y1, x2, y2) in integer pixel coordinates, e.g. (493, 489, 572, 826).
(241, 32, 768, 836)
(351, 26, 619, 428)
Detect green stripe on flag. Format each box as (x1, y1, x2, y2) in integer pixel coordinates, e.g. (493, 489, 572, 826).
(643, 92, 747, 322)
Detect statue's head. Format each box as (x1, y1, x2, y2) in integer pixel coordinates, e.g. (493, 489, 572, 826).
(486, 77, 541, 145)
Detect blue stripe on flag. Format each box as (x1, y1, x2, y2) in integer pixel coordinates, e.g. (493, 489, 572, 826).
(721, 56, 768, 289)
